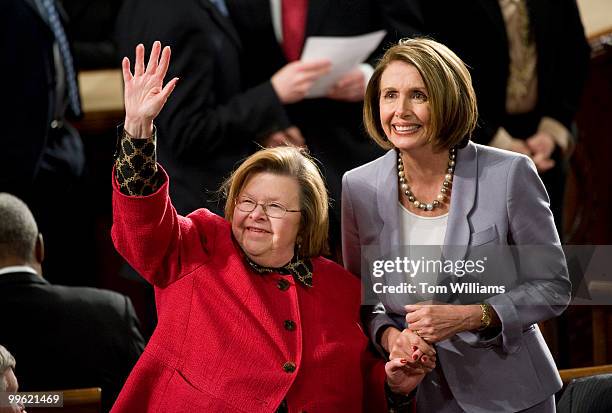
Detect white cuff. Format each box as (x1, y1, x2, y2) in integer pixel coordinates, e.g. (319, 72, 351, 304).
(538, 117, 572, 154)
(358, 63, 375, 91)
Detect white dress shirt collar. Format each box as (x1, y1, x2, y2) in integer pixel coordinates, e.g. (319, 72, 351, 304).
(0, 266, 38, 276)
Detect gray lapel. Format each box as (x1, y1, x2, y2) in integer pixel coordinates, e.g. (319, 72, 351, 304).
(442, 142, 478, 262)
(376, 150, 408, 309)
(376, 145, 477, 307)
(377, 150, 401, 261)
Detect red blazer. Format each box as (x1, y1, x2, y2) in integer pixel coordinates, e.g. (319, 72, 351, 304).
(111, 171, 387, 413)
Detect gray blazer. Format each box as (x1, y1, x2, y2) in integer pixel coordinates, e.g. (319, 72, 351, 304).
(342, 142, 571, 412)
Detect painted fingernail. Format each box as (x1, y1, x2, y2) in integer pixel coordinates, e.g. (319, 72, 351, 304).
(412, 346, 418, 351)
(412, 354, 418, 360)
(422, 356, 428, 362)
(400, 359, 408, 364)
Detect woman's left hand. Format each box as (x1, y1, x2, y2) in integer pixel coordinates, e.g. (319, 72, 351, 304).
(385, 358, 426, 395)
(122, 41, 179, 138)
(405, 304, 481, 343)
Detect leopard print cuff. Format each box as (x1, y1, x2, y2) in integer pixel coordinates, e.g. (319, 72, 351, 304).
(115, 126, 164, 196)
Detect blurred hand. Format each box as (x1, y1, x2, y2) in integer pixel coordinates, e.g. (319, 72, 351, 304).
(326, 68, 366, 102)
(405, 304, 481, 343)
(261, 126, 306, 148)
(385, 357, 426, 395)
(271, 59, 331, 104)
(122, 41, 178, 138)
(384, 327, 436, 372)
(507, 137, 531, 156)
(526, 131, 556, 172)
(284, 126, 306, 146)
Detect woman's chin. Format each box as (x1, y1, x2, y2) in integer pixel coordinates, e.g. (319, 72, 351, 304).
(242, 240, 267, 258)
(390, 135, 427, 151)
(242, 244, 295, 267)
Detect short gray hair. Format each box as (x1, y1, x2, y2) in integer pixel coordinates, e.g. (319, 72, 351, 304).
(0, 345, 16, 392)
(0, 193, 39, 262)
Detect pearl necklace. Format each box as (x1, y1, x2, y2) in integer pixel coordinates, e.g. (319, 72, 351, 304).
(397, 147, 457, 211)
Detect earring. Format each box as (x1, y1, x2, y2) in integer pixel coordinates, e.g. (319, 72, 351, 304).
(295, 236, 303, 255)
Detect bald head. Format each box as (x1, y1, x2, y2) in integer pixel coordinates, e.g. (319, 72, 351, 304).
(0, 193, 39, 264)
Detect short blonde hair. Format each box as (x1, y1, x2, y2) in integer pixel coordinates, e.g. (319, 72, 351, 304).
(364, 37, 478, 151)
(222, 146, 329, 257)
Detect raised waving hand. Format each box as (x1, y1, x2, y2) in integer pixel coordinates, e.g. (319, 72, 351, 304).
(122, 41, 178, 138)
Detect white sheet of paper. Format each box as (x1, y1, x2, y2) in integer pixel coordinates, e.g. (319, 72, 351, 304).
(300, 30, 386, 98)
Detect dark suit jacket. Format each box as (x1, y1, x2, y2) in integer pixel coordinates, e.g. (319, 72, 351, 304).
(0, 271, 145, 412)
(0, 0, 84, 198)
(384, 0, 590, 144)
(59, 0, 124, 69)
(115, 0, 291, 215)
(226, 0, 391, 220)
(557, 374, 612, 413)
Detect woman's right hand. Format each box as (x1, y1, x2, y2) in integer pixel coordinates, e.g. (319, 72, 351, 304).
(122, 41, 179, 138)
(261, 126, 306, 148)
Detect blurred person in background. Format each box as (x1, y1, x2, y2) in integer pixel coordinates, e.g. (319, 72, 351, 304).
(59, 0, 124, 69)
(0, 0, 93, 286)
(0, 193, 144, 412)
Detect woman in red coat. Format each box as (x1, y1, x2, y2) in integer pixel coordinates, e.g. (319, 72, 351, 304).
(110, 42, 433, 412)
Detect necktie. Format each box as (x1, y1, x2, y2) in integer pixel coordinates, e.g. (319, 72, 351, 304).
(281, 0, 308, 61)
(209, 0, 229, 17)
(502, 0, 537, 113)
(40, 0, 82, 117)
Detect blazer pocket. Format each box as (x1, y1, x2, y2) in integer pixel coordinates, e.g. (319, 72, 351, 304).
(470, 225, 499, 246)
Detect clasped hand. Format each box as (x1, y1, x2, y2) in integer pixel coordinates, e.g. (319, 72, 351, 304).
(383, 327, 436, 395)
(508, 132, 556, 173)
(405, 303, 481, 343)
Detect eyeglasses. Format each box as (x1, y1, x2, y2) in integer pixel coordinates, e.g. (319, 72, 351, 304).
(235, 197, 301, 219)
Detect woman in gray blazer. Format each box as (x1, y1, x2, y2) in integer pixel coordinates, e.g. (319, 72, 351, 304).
(342, 38, 571, 412)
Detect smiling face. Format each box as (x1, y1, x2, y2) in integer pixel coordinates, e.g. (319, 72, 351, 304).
(231, 172, 302, 267)
(379, 61, 432, 153)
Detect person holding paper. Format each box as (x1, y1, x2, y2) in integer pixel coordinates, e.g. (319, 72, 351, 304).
(342, 38, 570, 412)
(226, 0, 400, 252)
(110, 41, 430, 413)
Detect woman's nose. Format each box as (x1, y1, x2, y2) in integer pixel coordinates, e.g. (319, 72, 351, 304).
(249, 203, 268, 220)
(394, 100, 412, 118)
